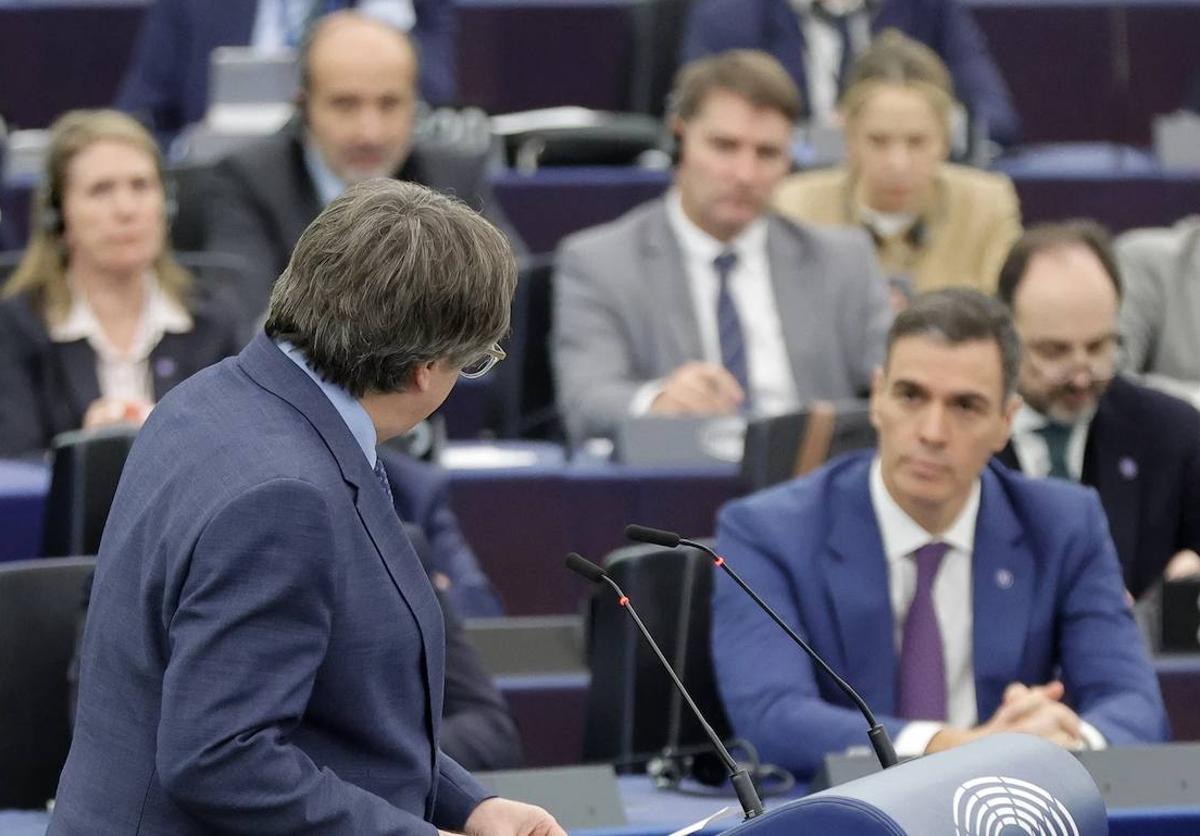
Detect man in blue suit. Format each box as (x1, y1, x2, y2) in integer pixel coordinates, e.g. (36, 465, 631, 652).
(51, 181, 562, 835)
(682, 0, 1020, 145)
(712, 289, 1167, 781)
(116, 0, 457, 139)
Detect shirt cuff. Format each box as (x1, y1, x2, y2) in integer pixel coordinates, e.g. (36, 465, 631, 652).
(1078, 720, 1108, 751)
(894, 720, 945, 758)
(629, 379, 666, 416)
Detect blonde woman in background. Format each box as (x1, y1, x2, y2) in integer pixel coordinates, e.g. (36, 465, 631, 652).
(774, 31, 1021, 304)
(0, 109, 242, 457)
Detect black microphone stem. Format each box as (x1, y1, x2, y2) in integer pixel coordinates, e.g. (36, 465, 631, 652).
(599, 574, 765, 819)
(678, 536, 899, 771)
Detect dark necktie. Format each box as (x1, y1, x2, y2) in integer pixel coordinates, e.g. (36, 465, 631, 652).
(1035, 422, 1073, 480)
(897, 541, 950, 722)
(834, 14, 855, 95)
(373, 457, 395, 508)
(713, 250, 751, 409)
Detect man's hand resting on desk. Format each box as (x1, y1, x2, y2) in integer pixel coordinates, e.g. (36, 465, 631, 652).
(450, 797, 565, 836)
(924, 681, 1084, 754)
(650, 362, 745, 416)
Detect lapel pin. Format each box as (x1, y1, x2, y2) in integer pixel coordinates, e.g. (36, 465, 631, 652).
(154, 357, 177, 379)
(1118, 457, 1138, 481)
(995, 568, 1014, 590)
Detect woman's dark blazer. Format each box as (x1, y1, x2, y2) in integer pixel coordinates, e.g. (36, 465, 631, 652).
(0, 285, 245, 457)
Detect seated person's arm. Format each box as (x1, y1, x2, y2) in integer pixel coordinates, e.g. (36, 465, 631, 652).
(552, 245, 658, 440)
(712, 502, 908, 779)
(0, 312, 52, 457)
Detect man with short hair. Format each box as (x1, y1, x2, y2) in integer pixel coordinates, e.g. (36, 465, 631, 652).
(552, 49, 892, 441)
(51, 180, 562, 835)
(995, 221, 1200, 599)
(712, 289, 1167, 781)
(681, 0, 1020, 145)
(206, 10, 517, 326)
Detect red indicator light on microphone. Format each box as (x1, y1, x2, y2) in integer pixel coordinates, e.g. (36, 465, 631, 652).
(618, 596, 629, 607)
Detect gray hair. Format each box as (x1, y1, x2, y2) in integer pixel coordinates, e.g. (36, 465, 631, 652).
(265, 179, 517, 396)
(887, 288, 1022, 398)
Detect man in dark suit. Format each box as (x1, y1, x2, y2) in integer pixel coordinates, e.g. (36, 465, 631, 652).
(994, 221, 1200, 599)
(712, 289, 1167, 781)
(116, 0, 457, 138)
(553, 50, 891, 441)
(50, 180, 562, 834)
(681, 0, 1020, 145)
(205, 11, 517, 327)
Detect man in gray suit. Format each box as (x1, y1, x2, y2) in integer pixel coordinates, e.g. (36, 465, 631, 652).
(553, 50, 892, 441)
(1116, 216, 1200, 405)
(206, 11, 517, 329)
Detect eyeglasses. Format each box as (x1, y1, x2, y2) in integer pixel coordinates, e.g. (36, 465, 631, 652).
(459, 343, 506, 379)
(1024, 334, 1121, 386)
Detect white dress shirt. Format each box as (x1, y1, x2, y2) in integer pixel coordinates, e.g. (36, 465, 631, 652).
(631, 191, 799, 416)
(868, 457, 978, 755)
(1010, 404, 1093, 481)
(790, 0, 873, 125)
(49, 275, 193, 404)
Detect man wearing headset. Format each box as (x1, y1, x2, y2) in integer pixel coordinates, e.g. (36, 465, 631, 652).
(205, 10, 518, 329)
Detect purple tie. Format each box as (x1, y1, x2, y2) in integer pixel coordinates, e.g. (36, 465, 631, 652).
(897, 541, 950, 721)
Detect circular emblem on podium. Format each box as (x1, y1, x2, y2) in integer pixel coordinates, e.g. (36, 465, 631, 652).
(953, 775, 1079, 836)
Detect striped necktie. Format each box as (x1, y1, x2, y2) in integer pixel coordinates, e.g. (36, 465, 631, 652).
(713, 250, 751, 409)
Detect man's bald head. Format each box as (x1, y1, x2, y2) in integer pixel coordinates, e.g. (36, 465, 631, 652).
(299, 11, 419, 185)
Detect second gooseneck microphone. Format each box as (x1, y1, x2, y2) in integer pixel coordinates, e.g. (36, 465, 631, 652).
(564, 552, 765, 820)
(624, 524, 900, 772)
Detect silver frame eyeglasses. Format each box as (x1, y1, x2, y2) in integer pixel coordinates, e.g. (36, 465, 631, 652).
(458, 343, 506, 379)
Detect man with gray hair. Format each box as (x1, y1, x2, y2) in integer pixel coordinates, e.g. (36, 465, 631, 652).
(52, 180, 563, 836)
(712, 288, 1166, 781)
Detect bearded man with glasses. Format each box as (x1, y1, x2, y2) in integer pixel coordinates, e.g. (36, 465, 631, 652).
(995, 220, 1200, 600)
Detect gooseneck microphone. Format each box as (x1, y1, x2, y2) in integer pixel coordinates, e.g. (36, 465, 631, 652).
(564, 553, 764, 820)
(624, 525, 900, 772)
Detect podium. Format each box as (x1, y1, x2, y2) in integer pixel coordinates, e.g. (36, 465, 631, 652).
(724, 734, 1107, 835)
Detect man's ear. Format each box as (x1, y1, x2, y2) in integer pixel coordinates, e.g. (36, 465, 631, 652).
(295, 91, 308, 127)
(410, 361, 436, 393)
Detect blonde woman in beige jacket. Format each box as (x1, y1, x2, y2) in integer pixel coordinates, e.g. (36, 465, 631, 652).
(774, 31, 1021, 303)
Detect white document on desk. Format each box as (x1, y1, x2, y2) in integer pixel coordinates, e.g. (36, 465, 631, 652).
(669, 805, 735, 836)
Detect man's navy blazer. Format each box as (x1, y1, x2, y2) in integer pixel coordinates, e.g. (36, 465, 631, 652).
(50, 333, 488, 834)
(116, 0, 457, 137)
(712, 451, 1168, 780)
(997, 375, 1200, 599)
(681, 0, 1021, 145)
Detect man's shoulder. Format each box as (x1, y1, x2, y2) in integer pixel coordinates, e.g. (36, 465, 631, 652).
(556, 198, 666, 257)
(1099, 375, 1200, 437)
(215, 128, 301, 186)
(984, 458, 1103, 529)
(766, 210, 875, 265)
(1116, 216, 1200, 264)
(722, 451, 872, 528)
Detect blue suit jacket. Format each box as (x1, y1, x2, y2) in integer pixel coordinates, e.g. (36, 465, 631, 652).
(116, 0, 457, 137)
(681, 0, 1021, 146)
(712, 451, 1168, 780)
(50, 333, 487, 834)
